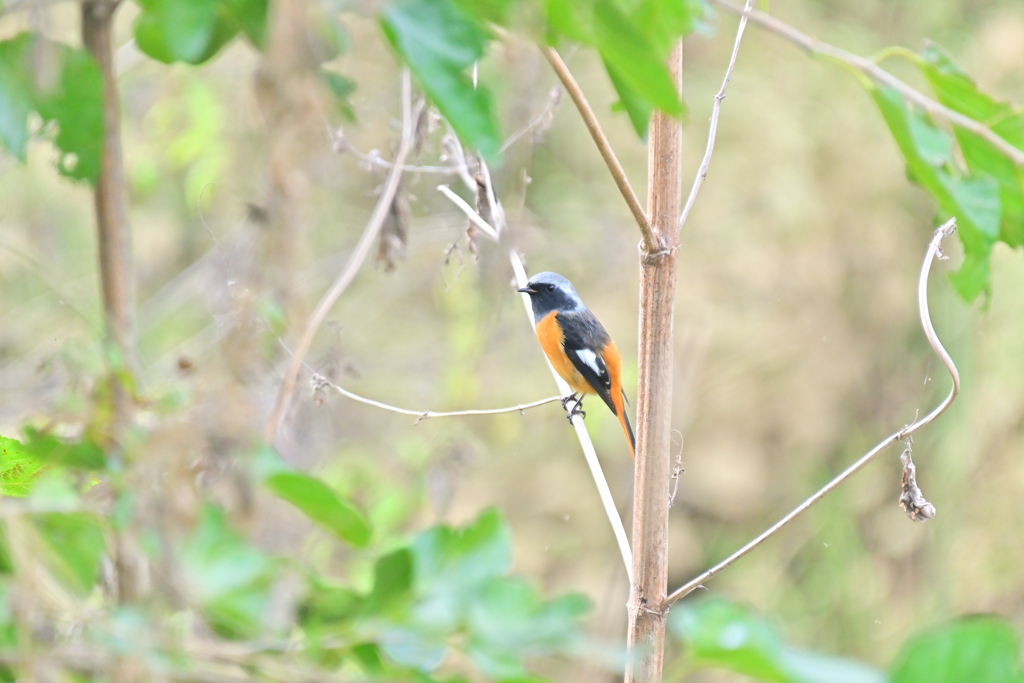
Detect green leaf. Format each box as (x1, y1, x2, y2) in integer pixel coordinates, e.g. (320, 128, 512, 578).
(34, 45, 104, 181)
(0, 34, 36, 160)
(180, 505, 274, 638)
(375, 509, 588, 677)
(629, 0, 711, 55)
(322, 70, 357, 122)
(871, 86, 1001, 301)
(466, 579, 589, 679)
(225, 0, 268, 48)
(605, 58, 654, 139)
(381, 0, 502, 159)
(33, 512, 105, 593)
(671, 597, 885, 683)
(0, 434, 45, 497)
(265, 471, 371, 548)
(917, 45, 1024, 248)
(0, 34, 103, 182)
(594, 0, 682, 118)
(134, 0, 240, 65)
(20, 429, 106, 470)
(368, 548, 414, 609)
(890, 616, 1024, 683)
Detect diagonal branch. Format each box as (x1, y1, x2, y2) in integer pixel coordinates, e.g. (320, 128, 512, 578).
(510, 252, 634, 583)
(678, 0, 754, 232)
(664, 218, 960, 607)
(264, 70, 419, 441)
(540, 46, 657, 251)
(435, 184, 634, 582)
(712, 0, 1024, 167)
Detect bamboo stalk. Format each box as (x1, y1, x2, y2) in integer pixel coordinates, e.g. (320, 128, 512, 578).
(625, 40, 683, 683)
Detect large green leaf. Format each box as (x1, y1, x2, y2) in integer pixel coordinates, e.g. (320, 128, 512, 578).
(871, 86, 1000, 301)
(180, 505, 275, 638)
(890, 616, 1024, 683)
(133, 0, 269, 65)
(381, 0, 501, 159)
(0, 434, 45, 497)
(671, 597, 885, 683)
(0, 33, 103, 182)
(917, 45, 1024, 248)
(265, 471, 371, 548)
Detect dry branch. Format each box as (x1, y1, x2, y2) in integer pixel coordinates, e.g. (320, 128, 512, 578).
(264, 70, 419, 441)
(664, 218, 960, 607)
(712, 0, 1024, 167)
(540, 46, 657, 251)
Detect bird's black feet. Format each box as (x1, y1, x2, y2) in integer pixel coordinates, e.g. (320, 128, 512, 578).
(566, 396, 586, 422)
(560, 393, 579, 410)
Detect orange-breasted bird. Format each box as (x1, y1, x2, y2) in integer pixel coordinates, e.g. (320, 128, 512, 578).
(518, 272, 636, 458)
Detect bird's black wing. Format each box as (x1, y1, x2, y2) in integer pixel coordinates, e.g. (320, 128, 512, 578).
(556, 310, 616, 413)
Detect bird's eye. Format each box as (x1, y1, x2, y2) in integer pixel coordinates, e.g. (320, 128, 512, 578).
(546, 284, 556, 292)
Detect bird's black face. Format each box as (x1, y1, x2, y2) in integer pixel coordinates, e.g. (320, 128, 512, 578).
(517, 271, 582, 319)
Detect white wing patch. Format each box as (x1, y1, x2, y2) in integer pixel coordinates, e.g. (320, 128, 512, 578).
(575, 348, 606, 379)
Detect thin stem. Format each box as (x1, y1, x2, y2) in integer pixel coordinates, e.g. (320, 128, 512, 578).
(263, 70, 418, 441)
(712, 0, 1024, 167)
(511, 252, 634, 583)
(328, 378, 562, 423)
(540, 46, 657, 251)
(277, 339, 562, 422)
(438, 185, 501, 241)
(664, 218, 960, 607)
(678, 0, 754, 232)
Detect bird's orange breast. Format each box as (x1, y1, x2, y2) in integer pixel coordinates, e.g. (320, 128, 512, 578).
(535, 311, 594, 395)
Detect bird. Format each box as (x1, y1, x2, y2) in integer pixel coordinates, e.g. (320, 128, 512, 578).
(517, 272, 635, 458)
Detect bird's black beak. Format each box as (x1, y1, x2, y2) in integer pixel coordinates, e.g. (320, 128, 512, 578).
(517, 285, 536, 294)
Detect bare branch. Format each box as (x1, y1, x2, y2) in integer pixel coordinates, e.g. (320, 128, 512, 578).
(317, 373, 562, 423)
(511, 252, 634, 583)
(664, 218, 960, 607)
(678, 0, 754, 232)
(540, 46, 657, 251)
(438, 185, 501, 241)
(500, 86, 563, 153)
(329, 127, 465, 175)
(264, 70, 420, 441)
(712, 0, 1024, 167)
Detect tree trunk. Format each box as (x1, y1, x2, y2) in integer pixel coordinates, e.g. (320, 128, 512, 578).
(626, 41, 683, 683)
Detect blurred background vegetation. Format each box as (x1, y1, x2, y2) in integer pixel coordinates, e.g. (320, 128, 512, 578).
(1, 0, 1024, 680)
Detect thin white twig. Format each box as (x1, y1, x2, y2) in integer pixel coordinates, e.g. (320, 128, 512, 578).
(264, 70, 419, 441)
(510, 251, 634, 584)
(664, 218, 960, 607)
(678, 0, 754, 232)
(277, 340, 563, 423)
(437, 185, 501, 241)
(324, 377, 562, 423)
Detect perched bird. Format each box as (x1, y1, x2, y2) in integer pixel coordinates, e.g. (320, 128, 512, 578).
(518, 272, 635, 458)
